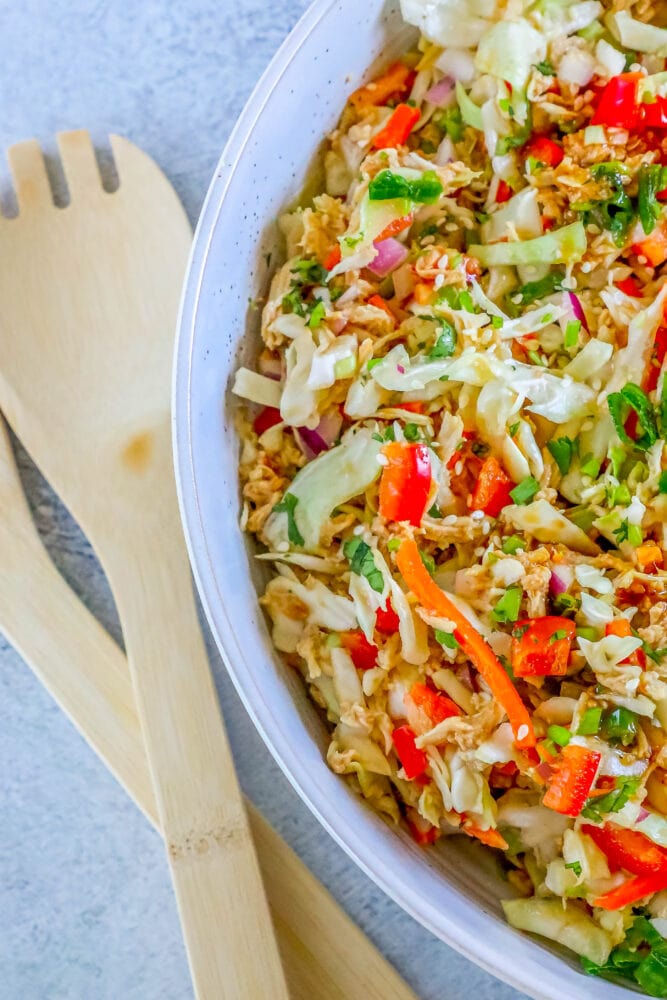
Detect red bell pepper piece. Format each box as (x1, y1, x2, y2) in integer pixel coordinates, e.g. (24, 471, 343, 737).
(379, 442, 432, 526)
(470, 455, 515, 517)
(496, 179, 512, 203)
(641, 95, 667, 129)
(324, 244, 342, 271)
(340, 630, 379, 671)
(615, 275, 644, 298)
(593, 870, 667, 910)
(605, 619, 646, 669)
(397, 400, 425, 414)
(511, 616, 576, 677)
(253, 406, 282, 436)
(582, 823, 667, 877)
(407, 811, 439, 845)
(591, 72, 643, 129)
(372, 103, 421, 149)
(374, 214, 413, 244)
(646, 326, 667, 393)
(542, 744, 601, 817)
(396, 538, 536, 749)
(524, 135, 564, 168)
(375, 598, 400, 634)
(633, 222, 667, 267)
(408, 681, 461, 726)
(392, 725, 429, 780)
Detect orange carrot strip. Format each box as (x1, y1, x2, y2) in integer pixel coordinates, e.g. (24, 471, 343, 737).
(396, 538, 536, 749)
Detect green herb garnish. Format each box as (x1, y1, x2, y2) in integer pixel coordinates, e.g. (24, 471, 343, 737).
(491, 585, 523, 624)
(272, 492, 305, 547)
(510, 476, 539, 505)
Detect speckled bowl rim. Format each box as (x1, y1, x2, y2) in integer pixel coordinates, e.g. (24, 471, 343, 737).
(173, 3, 636, 998)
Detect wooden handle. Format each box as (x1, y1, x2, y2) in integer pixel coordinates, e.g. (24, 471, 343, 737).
(103, 501, 289, 999)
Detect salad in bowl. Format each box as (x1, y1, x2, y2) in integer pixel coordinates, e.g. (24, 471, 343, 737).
(232, 0, 667, 992)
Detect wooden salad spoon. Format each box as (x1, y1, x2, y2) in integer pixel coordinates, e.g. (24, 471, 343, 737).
(0, 131, 288, 999)
(0, 414, 417, 1000)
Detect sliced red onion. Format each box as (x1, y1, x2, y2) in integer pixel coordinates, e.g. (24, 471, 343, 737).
(637, 807, 651, 823)
(329, 313, 348, 335)
(368, 236, 409, 278)
(549, 566, 574, 596)
(536, 761, 553, 782)
(424, 75, 455, 107)
(565, 290, 589, 333)
(295, 410, 343, 460)
(258, 354, 283, 380)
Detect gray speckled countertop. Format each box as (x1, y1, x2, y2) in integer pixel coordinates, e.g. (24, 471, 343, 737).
(0, 3, 524, 998)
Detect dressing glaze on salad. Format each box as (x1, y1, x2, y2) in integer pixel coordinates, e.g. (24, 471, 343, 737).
(234, 0, 667, 990)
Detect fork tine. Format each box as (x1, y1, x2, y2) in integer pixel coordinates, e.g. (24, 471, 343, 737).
(57, 130, 102, 201)
(7, 140, 52, 213)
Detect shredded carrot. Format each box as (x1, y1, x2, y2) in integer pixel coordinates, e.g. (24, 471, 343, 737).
(349, 62, 413, 111)
(367, 294, 396, 322)
(323, 244, 342, 271)
(637, 542, 663, 572)
(412, 282, 434, 306)
(395, 538, 536, 749)
(463, 820, 509, 851)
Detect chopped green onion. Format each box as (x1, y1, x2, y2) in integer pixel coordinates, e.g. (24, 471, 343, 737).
(577, 707, 602, 736)
(565, 860, 582, 877)
(580, 454, 601, 478)
(610, 446, 626, 479)
(491, 585, 523, 624)
(435, 630, 459, 650)
(308, 300, 326, 329)
(576, 626, 598, 641)
(491, 315, 504, 329)
(369, 169, 443, 205)
(510, 476, 539, 505)
(659, 470, 667, 494)
(548, 437, 576, 476)
(420, 549, 436, 576)
(548, 725, 571, 747)
(564, 319, 581, 348)
(609, 483, 632, 506)
(502, 535, 525, 555)
(601, 706, 638, 747)
(387, 538, 401, 552)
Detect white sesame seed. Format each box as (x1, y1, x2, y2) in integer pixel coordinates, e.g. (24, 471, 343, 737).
(517, 725, 529, 741)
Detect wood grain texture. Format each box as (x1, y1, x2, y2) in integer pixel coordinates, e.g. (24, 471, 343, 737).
(0, 416, 417, 1000)
(0, 131, 287, 999)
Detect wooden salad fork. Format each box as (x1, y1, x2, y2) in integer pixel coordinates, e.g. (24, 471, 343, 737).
(0, 130, 288, 999)
(0, 415, 417, 1000)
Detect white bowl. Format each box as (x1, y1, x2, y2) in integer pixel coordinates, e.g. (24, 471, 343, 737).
(173, 3, 634, 997)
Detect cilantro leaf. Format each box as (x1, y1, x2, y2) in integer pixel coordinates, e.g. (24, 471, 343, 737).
(638, 163, 667, 236)
(272, 492, 305, 547)
(343, 537, 385, 594)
